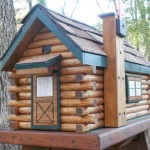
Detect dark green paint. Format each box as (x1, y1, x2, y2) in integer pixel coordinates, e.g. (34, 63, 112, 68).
(15, 55, 62, 70)
(36, 9, 83, 63)
(83, 52, 107, 67)
(125, 61, 150, 75)
(1, 9, 39, 70)
(1, 6, 108, 69)
(125, 74, 142, 103)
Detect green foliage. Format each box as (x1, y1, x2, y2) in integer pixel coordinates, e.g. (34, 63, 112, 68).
(37, 0, 47, 7)
(123, 0, 150, 61)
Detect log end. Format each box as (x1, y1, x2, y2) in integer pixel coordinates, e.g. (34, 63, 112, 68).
(75, 74, 83, 82)
(9, 121, 19, 130)
(76, 91, 82, 99)
(76, 124, 84, 133)
(10, 107, 19, 115)
(76, 107, 83, 116)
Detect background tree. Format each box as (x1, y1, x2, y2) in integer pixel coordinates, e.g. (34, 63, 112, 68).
(60, 0, 80, 17)
(37, 0, 47, 7)
(0, 0, 20, 149)
(95, 0, 150, 61)
(123, 0, 150, 60)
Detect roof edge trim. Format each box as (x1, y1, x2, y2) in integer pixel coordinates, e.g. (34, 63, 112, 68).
(125, 61, 150, 75)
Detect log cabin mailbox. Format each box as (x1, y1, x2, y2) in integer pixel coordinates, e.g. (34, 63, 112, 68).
(1, 5, 150, 133)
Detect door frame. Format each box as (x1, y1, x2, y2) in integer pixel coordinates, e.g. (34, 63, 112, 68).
(31, 70, 60, 130)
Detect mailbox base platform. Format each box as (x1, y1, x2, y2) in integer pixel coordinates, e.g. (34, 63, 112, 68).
(0, 116, 150, 150)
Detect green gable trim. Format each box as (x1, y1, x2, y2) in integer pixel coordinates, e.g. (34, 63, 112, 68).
(83, 52, 107, 67)
(15, 55, 62, 70)
(1, 8, 39, 70)
(1, 6, 107, 70)
(36, 8, 107, 67)
(36, 9, 83, 63)
(125, 61, 150, 75)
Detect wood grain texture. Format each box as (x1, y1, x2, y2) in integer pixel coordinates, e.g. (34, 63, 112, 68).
(0, 129, 99, 150)
(103, 15, 126, 127)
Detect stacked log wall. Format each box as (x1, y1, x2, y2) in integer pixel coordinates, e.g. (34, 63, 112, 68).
(126, 75, 150, 120)
(8, 26, 104, 133)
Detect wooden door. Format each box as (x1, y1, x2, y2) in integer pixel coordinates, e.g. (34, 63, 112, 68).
(32, 73, 60, 130)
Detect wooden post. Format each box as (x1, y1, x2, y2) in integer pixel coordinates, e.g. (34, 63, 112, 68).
(100, 13, 126, 127)
(144, 129, 150, 150)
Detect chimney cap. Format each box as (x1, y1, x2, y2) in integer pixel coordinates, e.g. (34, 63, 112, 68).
(98, 12, 115, 19)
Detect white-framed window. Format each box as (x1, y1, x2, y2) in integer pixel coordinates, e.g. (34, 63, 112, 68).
(126, 75, 142, 103)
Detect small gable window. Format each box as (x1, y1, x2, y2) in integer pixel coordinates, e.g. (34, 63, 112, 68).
(126, 75, 142, 103)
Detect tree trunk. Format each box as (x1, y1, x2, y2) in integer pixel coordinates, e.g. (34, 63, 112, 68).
(0, 0, 19, 149)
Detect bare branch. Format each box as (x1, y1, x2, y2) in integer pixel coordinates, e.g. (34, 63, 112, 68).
(112, 0, 118, 15)
(70, 0, 80, 17)
(96, 0, 104, 13)
(60, 0, 67, 15)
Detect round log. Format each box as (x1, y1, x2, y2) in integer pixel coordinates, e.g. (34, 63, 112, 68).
(23, 48, 43, 57)
(33, 32, 56, 41)
(19, 107, 31, 114)
(126, 105, 149, 114)
(60, 82, 103, 91)
(76, 105, 104, 116)
(76, 74, 104, 83)
(8, 100, 31, 107)
(61, 66, 103, 75)
(60, 74, 103, 83)
(142, 85, 149, 90)
(76, 91, 104, 99)
(60, 98, 104, 107)
(61, 59, 82, 67)
(126, 100, 149, 108)
(142, 76, 149, 80)
(19, 122, 31, 129)
(126, 113, 136, 120)
(142, 90, 149, 95)
(19, 93, 31, 100)
(23, 45, 69, 57)
(8, 85, 31, 93)
(61, 99, 96, 107)
(142, 95, 149, 100)
(19, 78, 31, 85)
(60, 113, 103, 124)
(126, 110, 149, 120)
(142, 80, 150, 85)
(76, 120, 104, 133)
(17, 76, 102, 85)
(136, 110, 150, 117)
(51, 45, 68, 53)
(61, 124, 76, 132)
(28, 38, 62, 49)
(9, 115, 31, 122)
(61, 107, 76, 115)
(8, 72, 29, 79)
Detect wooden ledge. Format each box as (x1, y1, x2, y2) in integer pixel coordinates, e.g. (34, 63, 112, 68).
(0, 116, 150, 150)
(0, 129, 99, 150)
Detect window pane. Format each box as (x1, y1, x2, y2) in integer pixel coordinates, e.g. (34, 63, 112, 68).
(129, 81, 135, 88)
(136, 89, 141, 96)
(37, 76, 53, 97)
(136, 81, 141, 88)
(129, 89, 135, 96)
